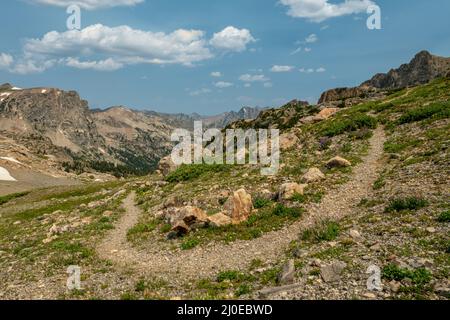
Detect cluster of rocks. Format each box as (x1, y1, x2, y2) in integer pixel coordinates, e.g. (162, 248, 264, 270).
(154, 152, 352, 240)
(157, 188, 254, 238)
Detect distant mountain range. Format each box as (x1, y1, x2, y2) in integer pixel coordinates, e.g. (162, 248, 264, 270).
(1, 50, 448, 178)
(0, 85, 264, 177)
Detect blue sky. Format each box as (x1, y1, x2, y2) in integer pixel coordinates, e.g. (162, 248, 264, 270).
(0, 0, 449, 115)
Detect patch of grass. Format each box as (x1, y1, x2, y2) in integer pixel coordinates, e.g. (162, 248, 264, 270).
(50, 241, 94, 266)
(181, 238, 200, 250)
(0, 191, 29, 206)
(166, 164, 231, 183)
(301, 220, 340, 243)
(373, 175, 386, 190)
(397, 102, 450, 125)
(127, 221, 158, 239)
(382, 264, 432, 286)
(385, 197, 429, 213)
(384, 139, 421, 154)
(235, 284, 252, 297)
(290, 193, 307, 203)
(253, 198, 271, 209)
(272, 204, 303, 218)
(437, 210, 450, 222)
(179, 204, 304, 249)
(321, 114, 377, 137)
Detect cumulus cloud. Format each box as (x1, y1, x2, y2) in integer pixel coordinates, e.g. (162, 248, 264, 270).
(305, 33, 318, 43)
(0, 53, 14, 69)
(211, 71, 222, 77)
(214, 81, 234, 88)
(31, 0, 144, 10)
(189, 88, 211, 96)
(4, 24, 254, 74)
(270, 65, 295, 72)
(23, 24, 212, 69)
(210, 26, 256, 52)
(239, 74, 270, 82)
(65, 57, 123, 71)
(263, 82, 273, 88)
(280, 0, 374, 22)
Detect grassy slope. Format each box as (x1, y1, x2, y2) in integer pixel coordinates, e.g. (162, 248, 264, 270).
(0, 78, 448, 299)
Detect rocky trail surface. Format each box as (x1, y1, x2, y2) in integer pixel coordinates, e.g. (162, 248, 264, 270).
(97, 128, 387, 282)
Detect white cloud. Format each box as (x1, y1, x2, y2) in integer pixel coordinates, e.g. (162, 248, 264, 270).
(299, 67, 326, 74)
(214, 81, 233, 88)
(65, 57, 123, 71)
(280, 0, 374, 22)
(210, 26, 256, 52)
(0, 53, 13, 69)
(263, 82, 273, 88)
(270, 65, 295, 73)
(31, 0, 144, 10)
(305, 33, 318, 43)
(299, 68, 314, 73)
(23, 24, 212, 69)
(304, 47, 312, 52)
(189, 88, 211, 96)
(5, 24, 253, 74)
(316, 67, 326, 72)
(239, 74, 270, 82)
(244, 83, 251, 88)
(211, 71, 222, 77)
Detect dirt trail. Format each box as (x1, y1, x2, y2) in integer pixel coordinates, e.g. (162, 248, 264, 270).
(97, 127, 386, 282)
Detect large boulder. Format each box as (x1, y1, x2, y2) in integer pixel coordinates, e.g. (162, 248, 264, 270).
(302, 167, 325, 183)
(326, 156, 351, 168)
(280, 132, 299, 150)
(314, 108, 340, 121)
(158, 155, 179, 176)
(320, 261, 347, 283)
(279, 183, 306, 200)
(208, 212, 232, 228)
(223, 189, 253, 223)
(178, 206, 209, 229)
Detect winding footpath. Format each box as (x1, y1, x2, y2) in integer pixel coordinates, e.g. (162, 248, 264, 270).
(97, 127, 387, 282)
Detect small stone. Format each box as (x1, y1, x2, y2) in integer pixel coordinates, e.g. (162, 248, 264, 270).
(362, 292, 377, 299)
(301, 167, 325, 183)
(349, 230, 362, 240)
(389, 280, 401, 293)
(370, 243, 382, 252)
(320, 261, 347, 283)
(426, 227, 436, 233)
(326, 156, 351, 168)
(13, 221, 22, 225)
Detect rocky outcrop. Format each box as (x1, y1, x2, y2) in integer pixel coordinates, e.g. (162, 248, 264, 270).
(326, 156, 352, 168)
(280, 132, 299, 150)
(279, 183, 306, 200)
(157, 155, 179, 176)
(207, 212, 232, 227)
(302, 168, 325, 183)
(362, 51, 450, 89)
(223, 189, 253, 223)
(168, 206, 210, 236)
(319, 51, 450, 104)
